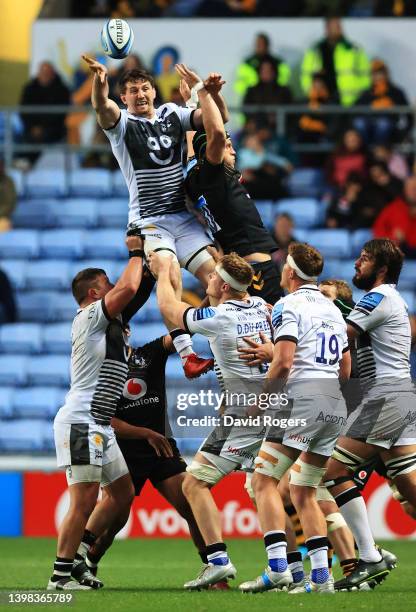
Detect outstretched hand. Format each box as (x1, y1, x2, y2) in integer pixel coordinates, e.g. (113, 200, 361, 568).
(204, 72, 226, 95)
(175, 63, 203, 89)
(82, 54, 108, 84)
(179, 79, 191, 102)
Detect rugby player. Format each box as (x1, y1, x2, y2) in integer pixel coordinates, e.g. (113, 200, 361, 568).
(324, 238, 416, 591)
(239, 243, 351, 594)
(75, 332, 207, 576)
(83, 55, 228, 378)
(48, 236, 144, 590)
(148, 250, 272, 589)
(176, 64, 282, 305)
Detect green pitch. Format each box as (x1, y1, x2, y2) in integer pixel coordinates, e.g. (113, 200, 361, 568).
(0, 538, 414, 611)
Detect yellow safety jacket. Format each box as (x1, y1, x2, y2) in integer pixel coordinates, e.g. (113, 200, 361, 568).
(235, 55, 291, 98)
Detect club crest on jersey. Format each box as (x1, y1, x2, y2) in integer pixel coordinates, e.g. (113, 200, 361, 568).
(123, 377, 147, 400)
(134, 355, 149, 368)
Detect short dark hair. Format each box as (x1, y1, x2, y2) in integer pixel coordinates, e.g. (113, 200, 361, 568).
(119, 69, 155, 94)
(362, 238, 404, 284)
(289, 242, 324, 278)
(72, 268, 106, 305)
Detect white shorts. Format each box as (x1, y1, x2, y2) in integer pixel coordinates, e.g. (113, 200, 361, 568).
(131, 211, 213, 271)
(54, 421, 129, 480)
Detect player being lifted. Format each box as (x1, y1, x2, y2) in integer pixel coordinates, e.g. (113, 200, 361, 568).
(148, 250, 272, 590)
(239, 243, 351, 594)
(82, 54, 228, 378)
(324, 238, 416, 591)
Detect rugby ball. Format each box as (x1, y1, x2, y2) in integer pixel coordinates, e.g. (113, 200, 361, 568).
(101, 19, 134, 59)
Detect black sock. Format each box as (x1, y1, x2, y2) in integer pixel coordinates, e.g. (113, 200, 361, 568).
(199, 550, 208, 564)
(51, 557, 73, 582)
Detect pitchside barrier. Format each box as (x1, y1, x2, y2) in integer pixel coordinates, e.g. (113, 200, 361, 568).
(0, 459, 414, 539)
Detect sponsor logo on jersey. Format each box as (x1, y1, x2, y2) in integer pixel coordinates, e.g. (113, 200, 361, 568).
(193, 307, 216, 321)
(93, 434, 103, 447)
(356, 292, 384, 315)
(123, 377, 148, 400)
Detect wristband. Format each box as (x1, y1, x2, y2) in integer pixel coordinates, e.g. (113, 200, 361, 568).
(129, 249, 145, 259)
(191, 81, 205, 95)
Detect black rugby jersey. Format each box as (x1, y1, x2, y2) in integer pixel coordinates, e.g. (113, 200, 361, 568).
(115, 337, 172, 456)
(186, 158, 277, 257)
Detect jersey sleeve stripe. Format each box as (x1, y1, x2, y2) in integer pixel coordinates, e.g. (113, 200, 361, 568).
(346, 318, 364, 334)
(274, 335, 298, 345)
(101, 298, 112, 322)
(102, 111, 122, 131)
(183, 307, 193, 333)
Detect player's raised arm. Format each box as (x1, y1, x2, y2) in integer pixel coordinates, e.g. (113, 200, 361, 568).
(82, 54, 120, 129)
(104, 235, 144, 319)
(148, 252, 190, 329)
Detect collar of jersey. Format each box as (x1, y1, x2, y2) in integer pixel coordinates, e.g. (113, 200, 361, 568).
(224, 298, 253, 308)
(293, 284, 320, 293)
(127, 110, 158, 124)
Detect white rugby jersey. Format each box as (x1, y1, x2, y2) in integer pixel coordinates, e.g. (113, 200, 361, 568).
(55, 299, 129, 426)
(271, 285, 348, 381)
(183, 297, 272, 413)
(104, 104, 195, 226)
(347, 284, 411, 381)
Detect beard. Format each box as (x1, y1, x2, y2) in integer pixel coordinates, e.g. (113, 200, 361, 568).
(352, 269, 378, 291)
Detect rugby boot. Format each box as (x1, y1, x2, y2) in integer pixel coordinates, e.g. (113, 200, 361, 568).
(334, 557, 389, 591)
(183, 354, 214, 379)
(184, 562, 236, 590)
(47, 577, 92, 590)
(378, 546, 397, 570)
(239, 567, 292, 593)
(71, 561, 103, 589)
(289, 573, 335, 594)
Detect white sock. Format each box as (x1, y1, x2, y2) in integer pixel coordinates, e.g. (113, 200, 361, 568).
(171, 330, 193, 361)
(86, 558, 98, 570)
(338, 495, 382, 562)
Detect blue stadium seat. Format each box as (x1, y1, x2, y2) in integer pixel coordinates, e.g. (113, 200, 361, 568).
(335, 260, 355, 284)
(12, 199, 58, 229)
(69, 169, 112, 197)
(321, 258, 341, 280)
(17, 291, 52, 322)
(0, 355, 29, 385)
(0, 323, 42, 354)
(0, 388, 15, 418)
(26, 170, 67, 198)
(0, 230, 39, 259)
(275, 198, 321, 229)
(129, 323, 167, 347)
(293, 229, 307, 242)
(138, 293, 163, 322)
(43, 420, 56, 451)
(0, 419, 47, 451)
(42, 323, 72, 353)
(0, 259, 27, 290)
(83, 230, 126, 259)
(70, 260, 118, 282)
(255, 200, 275, 229)
(96, 199, 128, 228)
(181, 269, 200, 290)
(40, 229, 85, 259)
(307, 229, 351, 258)
(288, 168, 324, 198)
(399, 261, 416, 291)
(26, 260, 71, 290)
(57, 199, 98, 228)
(12, 387, 66, 419)
(49, 293, 77, 322)
(401, 291, 416, 315)
(7, 168, 25, 197)
(351, 229, 373, 256)
(112, 171, 129, 197)
(27, 355, 70, 386)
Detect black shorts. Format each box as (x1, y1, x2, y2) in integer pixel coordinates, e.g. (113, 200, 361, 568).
(122, 438, 187, 495)
(248, 260, 283, 305)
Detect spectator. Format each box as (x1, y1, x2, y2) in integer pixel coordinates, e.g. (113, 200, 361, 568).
(354, 59, 410, 145)
(374, 0, 416, 16)
(326, 161, 402, 229)
(326, 128, 367, 189)
(152, 46, 181, 103)
(20, 61, 70, 164)
(373, 144, 409, 181)
(0, 267, 17, 323)
(301, 17, 370, 106)
(271, 212, 297, 270)
(235, 32, 291, 100)
(243, 58, 292, 128)
(238, 128, 291, 200)
(297, 70, 339, 149)
(373, 176, 416, 258)
(0, 160, 17, 232)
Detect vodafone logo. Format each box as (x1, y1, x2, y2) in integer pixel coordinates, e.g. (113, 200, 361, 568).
(123, 378, 147, 400)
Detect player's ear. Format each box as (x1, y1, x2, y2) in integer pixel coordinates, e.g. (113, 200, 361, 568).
(120, 93, 127, 105)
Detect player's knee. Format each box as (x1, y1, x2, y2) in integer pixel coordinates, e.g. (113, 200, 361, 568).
(289, 459, 326, 491)
(184, 460, 222, 488)
(244, 473, 256, 504)
(330, 446, 367, 474)
(325, 512, 348, 533)
(253, 444, 294, 481)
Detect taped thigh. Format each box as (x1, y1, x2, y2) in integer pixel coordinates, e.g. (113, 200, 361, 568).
(254, 443, 294, 480)
(186, 460, 224, 485)
(316, 485, 335, 503)
(66, 464, 102, 486)
(289, 459, 326, 488)
(325, 512, 348, 533)
(180, 246, 213, 275)
(385, 451, 416, 479)
(331, 445, 367, 472)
